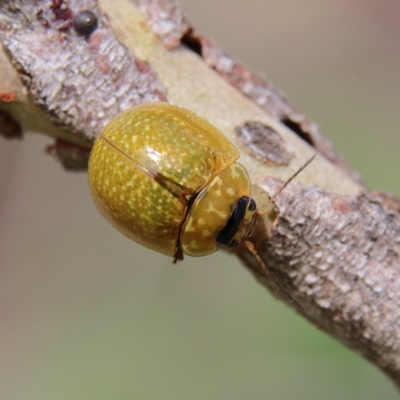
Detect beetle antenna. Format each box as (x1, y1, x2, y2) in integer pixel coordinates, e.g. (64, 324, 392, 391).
(271, 153, 316, 203)
(259, 154, 316, 214)
(244, 241, 303, 309)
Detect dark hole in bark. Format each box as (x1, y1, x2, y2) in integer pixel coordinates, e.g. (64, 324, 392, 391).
(181, 33, 202, 56)
(281, 117, 314, 146)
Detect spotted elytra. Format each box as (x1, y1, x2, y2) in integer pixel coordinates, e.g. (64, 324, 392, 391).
(88, 102, 314, 307)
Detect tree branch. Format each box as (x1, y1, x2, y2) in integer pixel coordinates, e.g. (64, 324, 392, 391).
(1, 0, 399, 389)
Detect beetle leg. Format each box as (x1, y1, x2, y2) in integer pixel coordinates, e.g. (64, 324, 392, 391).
(173, 247, 184, 264)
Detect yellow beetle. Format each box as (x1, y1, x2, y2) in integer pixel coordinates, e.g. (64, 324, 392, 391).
(89, 102, 258, 262)
(89, 102, 315, 307)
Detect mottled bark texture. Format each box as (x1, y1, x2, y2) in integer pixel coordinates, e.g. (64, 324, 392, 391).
(239, 178, 400, 384)
(139, 0, 190, 50)
(1, 0, 400, 389)
(0, 0, 166, 167)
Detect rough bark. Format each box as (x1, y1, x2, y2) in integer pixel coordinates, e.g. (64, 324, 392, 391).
(1, 0, 399, 389)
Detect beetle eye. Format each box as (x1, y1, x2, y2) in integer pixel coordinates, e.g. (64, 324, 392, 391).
(228, 240, 239, 248)
(248, 198, 256, 211)
(216, 196, 249, 247)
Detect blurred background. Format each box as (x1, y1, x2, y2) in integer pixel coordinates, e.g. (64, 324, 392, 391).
(1, 0, 399, 399)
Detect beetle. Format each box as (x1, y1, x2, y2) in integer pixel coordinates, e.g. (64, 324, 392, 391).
(88, 102, 314, 306)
